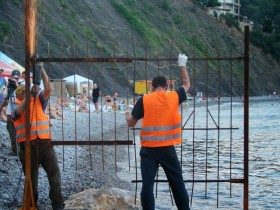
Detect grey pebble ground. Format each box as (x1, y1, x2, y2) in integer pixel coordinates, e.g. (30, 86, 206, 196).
(0, 102, 135, 210)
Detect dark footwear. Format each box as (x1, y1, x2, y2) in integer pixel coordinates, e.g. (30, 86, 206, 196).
(10, 151, 17, 156)
(52, 203, 65, 210)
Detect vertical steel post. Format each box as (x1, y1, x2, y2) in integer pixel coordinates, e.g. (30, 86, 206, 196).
(243, 25, 250, 210)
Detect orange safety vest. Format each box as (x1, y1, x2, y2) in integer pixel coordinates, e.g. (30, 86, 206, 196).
(13, 97, 51, 143)
(140, 90, 182, 147)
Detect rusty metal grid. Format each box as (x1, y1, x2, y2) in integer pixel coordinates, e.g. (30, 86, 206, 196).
(23, 2, 249, 207)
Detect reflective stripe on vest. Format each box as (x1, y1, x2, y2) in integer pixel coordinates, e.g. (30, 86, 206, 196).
(13, 97, 51, 143)
(15, 121, 49, 130)
(140, 90, 182, 147)
(140, 133, 181, 141)
(141, 123, 181, 132)
(17, 129, 50, 139)
(15, 121, 50, 139)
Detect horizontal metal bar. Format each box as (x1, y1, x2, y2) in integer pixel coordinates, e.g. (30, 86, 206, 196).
(132, 127, 239, 130)
(31, 56, 244, 63)
(132, 179, 244, 183)
(51, 140, 134, 146)
(183, 127, 239, 130)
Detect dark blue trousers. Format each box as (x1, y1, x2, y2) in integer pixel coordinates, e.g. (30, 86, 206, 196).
(140, 146, 190, 210)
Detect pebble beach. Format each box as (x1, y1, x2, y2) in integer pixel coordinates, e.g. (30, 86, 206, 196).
(0, 98, 139, 210)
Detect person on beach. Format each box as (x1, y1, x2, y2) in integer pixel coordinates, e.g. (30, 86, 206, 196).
(119, 100, 127, 111)
(75, 94, 81, 105)
(56, 95, 69, 107)
(5, 69, 21, 155)
(47, 104, 63, 120)
(104, 95, 113, 111)
(12, 65, 65, 210)
(0, 68, 7, 109)
(82, 87, 87, 96)
(0, 101, 8, 123)
(112, 91, 119, 110)
(125, 53, 191, 210)
(78, 94, 89, 112)
(92, 83, 101, 112)
(19, 70, 26, 85)
(113, 91, 118, 102)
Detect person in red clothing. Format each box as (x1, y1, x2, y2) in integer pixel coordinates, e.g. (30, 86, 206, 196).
(12, 64, 64, 210)
(125, 54, 191, 210)
(0, 68, 7, 108)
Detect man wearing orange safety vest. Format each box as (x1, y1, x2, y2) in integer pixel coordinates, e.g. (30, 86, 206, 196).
(12, 64, 64, 210)
(126, 54, 191, 210)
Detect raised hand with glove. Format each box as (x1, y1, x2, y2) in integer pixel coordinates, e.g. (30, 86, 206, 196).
(177, 53, 190, 92)
(178, 53, 188, 67)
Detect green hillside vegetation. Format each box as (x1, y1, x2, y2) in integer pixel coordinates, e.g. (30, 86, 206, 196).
(0, 0, 279, 96)
(197, 0, 280, 62)
(240, 0, 280, 62)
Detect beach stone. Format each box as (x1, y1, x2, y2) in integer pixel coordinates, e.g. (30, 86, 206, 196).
(65, 188, 141, 209)
(1, 193, 10, 200)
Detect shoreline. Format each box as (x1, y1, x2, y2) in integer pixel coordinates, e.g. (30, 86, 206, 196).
(185, 95, 280, 108)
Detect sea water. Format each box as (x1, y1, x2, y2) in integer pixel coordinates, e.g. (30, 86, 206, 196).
(117, 98, 280, 209)
(247, 100, 280, 210)
(181, 99, 280, 210)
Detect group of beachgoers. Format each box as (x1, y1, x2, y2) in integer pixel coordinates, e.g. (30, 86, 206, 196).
(50, 92, 133, 116)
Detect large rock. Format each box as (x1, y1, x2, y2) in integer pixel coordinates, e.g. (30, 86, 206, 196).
(65, 188, 141, 209)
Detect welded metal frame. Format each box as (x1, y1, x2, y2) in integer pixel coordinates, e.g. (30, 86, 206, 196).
(23, 2, 249, 206)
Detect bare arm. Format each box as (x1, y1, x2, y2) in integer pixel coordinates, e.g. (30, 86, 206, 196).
(41, 67, 53, 100)
(14, 98, 26, 116)
(180, 66, 190, 92)
(178, 53, 190, 92)
(125, 111, 138, 127)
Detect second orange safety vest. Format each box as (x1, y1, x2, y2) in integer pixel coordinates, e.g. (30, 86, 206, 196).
(13, 97, 51, 143)
(140, 90, 182, 147)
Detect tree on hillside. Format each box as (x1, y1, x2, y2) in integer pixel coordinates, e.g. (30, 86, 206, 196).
(240, 0, 280, 62)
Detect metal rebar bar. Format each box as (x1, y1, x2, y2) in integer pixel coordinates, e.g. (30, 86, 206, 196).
(216, 52, 222, 207)
(51, 140, 133, 145)
(132, 179, 245, 183)
(243, 25, 250, 210)
(33, 56, 244, 63)
(205, 46, 209, 198)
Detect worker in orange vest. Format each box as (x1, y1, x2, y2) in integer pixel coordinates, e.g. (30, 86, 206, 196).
(12, 64, 64, 210)
(126, 54, 191, 210)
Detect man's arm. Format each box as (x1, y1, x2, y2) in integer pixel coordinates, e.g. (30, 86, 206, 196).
(125, 111, 138, 127)
(14, 98, 26, 117)
(125, 97, 143, 127)
(180, 66, 190, 92)
(41, 66, 53, 100)
(178, 54, 190, 92)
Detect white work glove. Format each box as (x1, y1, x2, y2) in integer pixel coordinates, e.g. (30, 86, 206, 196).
(177, 53, 188, 67)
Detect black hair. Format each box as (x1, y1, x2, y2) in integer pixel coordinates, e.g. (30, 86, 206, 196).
(152, 76, 167, 88)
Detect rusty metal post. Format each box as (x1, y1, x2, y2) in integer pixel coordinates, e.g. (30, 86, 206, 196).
(21, 0, 36, 209)
(243, 25, 250, 210)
